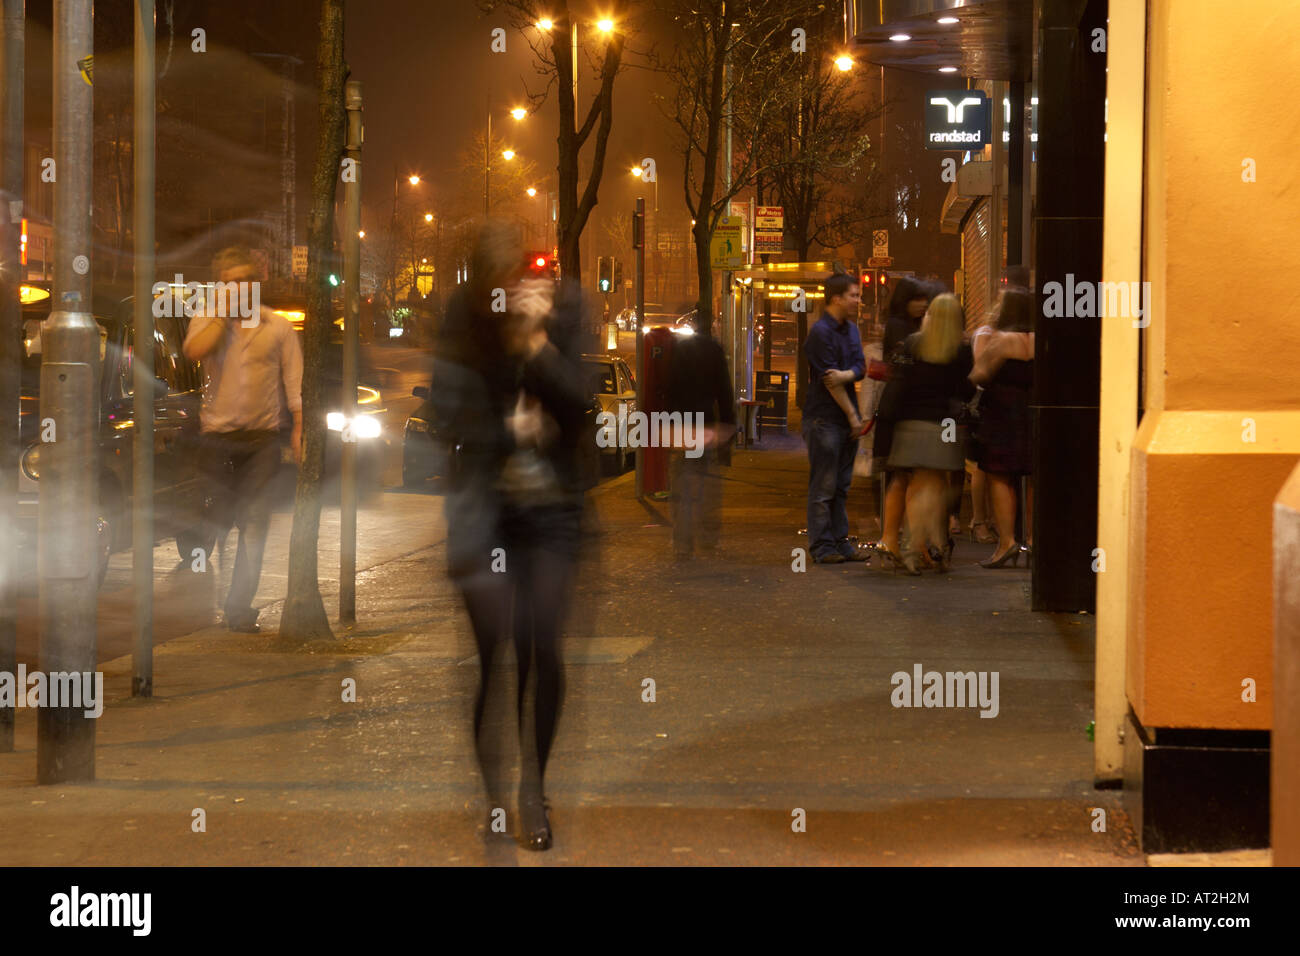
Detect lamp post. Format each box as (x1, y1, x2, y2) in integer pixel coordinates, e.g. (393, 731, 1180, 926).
(390, 170, 420, 305)
(484, 105, 525, 217)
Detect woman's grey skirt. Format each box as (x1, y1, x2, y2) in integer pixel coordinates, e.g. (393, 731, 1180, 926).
(886, 419, 965, 471)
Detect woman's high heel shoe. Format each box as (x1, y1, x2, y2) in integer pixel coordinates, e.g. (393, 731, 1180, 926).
(875, 544, 920, 575)
(979, 542, 1023, 568)
(518, 789, 552, 851)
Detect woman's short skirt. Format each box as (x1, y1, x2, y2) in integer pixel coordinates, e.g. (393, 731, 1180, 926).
(886, 419, 965, 471)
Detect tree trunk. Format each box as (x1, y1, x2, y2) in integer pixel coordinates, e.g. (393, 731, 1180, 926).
(281, 0, 346, 640)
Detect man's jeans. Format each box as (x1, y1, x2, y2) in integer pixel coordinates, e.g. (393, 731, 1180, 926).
(803, 417, 858, 560)
(197, 430, 281, 626)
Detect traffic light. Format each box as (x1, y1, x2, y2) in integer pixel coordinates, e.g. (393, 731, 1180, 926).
(597, 256, 612, 293)
(860, 269, 874, 289)
(612, 258, 623, 289)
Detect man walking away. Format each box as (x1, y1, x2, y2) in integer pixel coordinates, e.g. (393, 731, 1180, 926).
(183, 246, 303, 632)
(802, 272, 869, 564)
(666, 313, 734, 560)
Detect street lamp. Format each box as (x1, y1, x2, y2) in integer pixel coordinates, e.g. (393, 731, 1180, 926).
(596, 18, 614, 33)
(835, 54, 853, 72)
(424, 213, 433, 223)
(526, 187, 537, 197)
(485, 104, 528, 216)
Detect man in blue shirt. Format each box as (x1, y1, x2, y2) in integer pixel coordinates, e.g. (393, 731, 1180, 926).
(802, 272, 868, 564)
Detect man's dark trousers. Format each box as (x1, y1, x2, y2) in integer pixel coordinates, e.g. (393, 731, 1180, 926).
(804, 417, 858, 560)
(198, 430, 281, 627)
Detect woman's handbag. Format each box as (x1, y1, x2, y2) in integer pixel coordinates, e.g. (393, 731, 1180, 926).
(866, 358, 891, 381)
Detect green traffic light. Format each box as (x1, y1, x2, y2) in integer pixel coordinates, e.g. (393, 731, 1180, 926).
(328, 274, 339, 287)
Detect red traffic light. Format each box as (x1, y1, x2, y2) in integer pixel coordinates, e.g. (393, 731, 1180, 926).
(535, 257, 546, 267)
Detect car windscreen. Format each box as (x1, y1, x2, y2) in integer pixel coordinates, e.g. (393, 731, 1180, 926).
(584, 362, 616, 395)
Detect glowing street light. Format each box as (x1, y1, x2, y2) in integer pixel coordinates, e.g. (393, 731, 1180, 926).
(630, 166, 642, 177)
(358, 230, 365, 238)
(408, 174, 421, 186)
(596, 18, 615, 33)
(526, 187, 537, 197)
(537, 18, 553, 30)
(834, 55, 853, 72)
(502, 149, 515, 161)
(510, 107, 528, 121)
(424, 213, 433, 222)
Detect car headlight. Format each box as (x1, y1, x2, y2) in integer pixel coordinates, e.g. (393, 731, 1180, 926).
(327, 412, 382, 440)
(352, 416, 382, 440)
(21, 443, 40, 480)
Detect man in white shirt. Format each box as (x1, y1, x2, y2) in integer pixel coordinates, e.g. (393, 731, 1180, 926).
(183, 246, 303, 632)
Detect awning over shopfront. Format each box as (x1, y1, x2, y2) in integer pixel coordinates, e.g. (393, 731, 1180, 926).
(844, 0, 1032, 81)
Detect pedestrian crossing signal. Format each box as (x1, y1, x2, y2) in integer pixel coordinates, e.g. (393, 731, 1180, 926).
(597, 256, 612, 293)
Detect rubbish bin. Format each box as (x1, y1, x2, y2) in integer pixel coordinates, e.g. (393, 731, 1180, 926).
(755, 370, 789, 430)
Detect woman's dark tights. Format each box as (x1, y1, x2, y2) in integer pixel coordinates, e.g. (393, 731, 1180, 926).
(459, 541, 573, 807)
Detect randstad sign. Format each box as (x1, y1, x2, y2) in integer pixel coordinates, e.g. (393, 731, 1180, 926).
(924, 90, 991, 150)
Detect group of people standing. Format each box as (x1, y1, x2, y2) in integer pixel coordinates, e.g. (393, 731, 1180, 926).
(803, 270, 1036, 575)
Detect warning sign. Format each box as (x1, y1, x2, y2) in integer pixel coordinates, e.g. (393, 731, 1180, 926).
(709, 216, 744, 270)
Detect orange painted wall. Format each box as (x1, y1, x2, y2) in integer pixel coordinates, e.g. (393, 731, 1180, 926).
(1127, 0, 1300, 730)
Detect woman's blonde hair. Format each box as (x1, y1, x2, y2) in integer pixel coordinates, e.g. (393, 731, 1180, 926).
(914, 293, 964, 363)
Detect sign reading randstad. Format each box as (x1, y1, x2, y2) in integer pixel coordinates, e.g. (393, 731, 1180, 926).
(924, 90, 990, 150)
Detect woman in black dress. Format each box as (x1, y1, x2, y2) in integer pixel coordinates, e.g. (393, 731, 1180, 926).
(970, 289, 1035, 568)
(429, 223, 592, 851)
(872, 277, 933, 560)
(882, 294, 975, 573)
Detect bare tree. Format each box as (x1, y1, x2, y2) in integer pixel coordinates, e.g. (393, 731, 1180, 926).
(280, 0, 347, 640)
(654, 0, 792, 337)
(483, 0, 627, 283)
(761, 5, 886, 261)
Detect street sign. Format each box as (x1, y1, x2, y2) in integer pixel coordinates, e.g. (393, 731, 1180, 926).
(872, 229, 889, 258)
(710, 215, 744, 270)
(867, 255, 893, 268)
(292, 244, 308, 278)
(925, 89, 991, 150)
(755, 204, 784, 254)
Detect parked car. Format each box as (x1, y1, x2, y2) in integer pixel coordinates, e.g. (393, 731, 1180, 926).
(583, 352, 637, 474)
(16, 282, 206, 587)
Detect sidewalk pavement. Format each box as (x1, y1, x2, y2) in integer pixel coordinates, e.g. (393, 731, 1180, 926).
(0, 436, 1143, 866)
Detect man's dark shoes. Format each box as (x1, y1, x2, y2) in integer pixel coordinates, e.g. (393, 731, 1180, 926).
(841, 545, 872, 562)
(814, 552, 846, 564)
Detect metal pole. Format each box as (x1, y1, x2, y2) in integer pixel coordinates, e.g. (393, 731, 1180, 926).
(340, 80, 362, 625)
(131, 0, 155, 697)
(39, 0, 96, 784)
(0, 0, 24, 752)
(633, 197, 644, 498)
